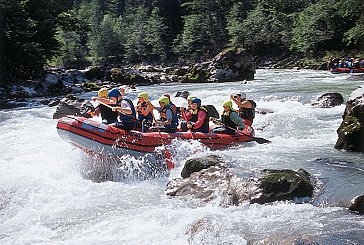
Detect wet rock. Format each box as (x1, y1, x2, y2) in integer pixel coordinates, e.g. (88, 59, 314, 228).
(48, 99, 60, 107)
(0, 99, 27, 109)
(173, 67, 189, 76)
(166, 163, 314, 206)
(317, 62, 329, 70)
(182, 48, 255, 83)
(312, 92, 344, 108)
(181, 155, 222, 178)
(335, 85, 364, 152)
(84, 66, 105, 80)
(82, 81, 101, 91)
(47, 80, 69, 96)
(349, 194, 364, 214)
(137, 65, 162, 73)
(106, 68, 152, 85)
(166, 166, 239, 205)
(105, 68, 123, 83)
(52, 94, 94, 119)
(251, 169, 313, 204)
(256, 108, 274, 114)
(175, 91, 190, 99)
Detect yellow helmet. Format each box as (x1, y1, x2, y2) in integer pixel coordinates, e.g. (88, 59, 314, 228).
(187, 95, 196, 101)
(223, 100, 232, 108)
(138, 92, 148, 100)
(158, 96, 170, 105)
(98, 88, 108, 98)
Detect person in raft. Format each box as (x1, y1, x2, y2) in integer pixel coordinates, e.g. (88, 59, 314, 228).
(186, 95, 197, 111)
(230, 92, 256, 127)
(111, 86, 137, 131)
(210, 100, 245, 135)
(92, 86, 124, 108)
(147, 96, 178, 133)
(180, 98, 209, 133)
(162, 93, 180, 117)
(136, 92, 153, 132)
(90, 88, 118, 124)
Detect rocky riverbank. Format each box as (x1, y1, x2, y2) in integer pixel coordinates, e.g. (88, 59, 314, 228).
(0, 48, 255, 109)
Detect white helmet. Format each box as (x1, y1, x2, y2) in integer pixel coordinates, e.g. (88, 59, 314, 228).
(236, 92, 246, 99)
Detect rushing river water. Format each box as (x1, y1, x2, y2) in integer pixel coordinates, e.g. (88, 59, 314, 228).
(1, 69, 364, 244)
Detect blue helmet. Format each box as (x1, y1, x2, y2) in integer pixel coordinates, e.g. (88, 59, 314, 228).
(191, 98, 201, 107)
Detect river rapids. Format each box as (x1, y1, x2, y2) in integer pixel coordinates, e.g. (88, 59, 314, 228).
(0, 69, 363, 244)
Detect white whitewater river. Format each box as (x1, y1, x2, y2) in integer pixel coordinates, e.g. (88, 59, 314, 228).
(0, 69, 363, 244)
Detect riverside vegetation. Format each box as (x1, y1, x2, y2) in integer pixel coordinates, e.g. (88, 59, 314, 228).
(1, 0, 364, 84)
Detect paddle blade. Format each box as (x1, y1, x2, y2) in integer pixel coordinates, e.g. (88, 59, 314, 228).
(253, 137, 271, 144)
(164, 149, 175, 170)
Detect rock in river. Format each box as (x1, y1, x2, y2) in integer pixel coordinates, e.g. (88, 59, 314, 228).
(335, 85, 364, 152)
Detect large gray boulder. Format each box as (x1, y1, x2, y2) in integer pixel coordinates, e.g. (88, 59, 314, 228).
(84, 66, 106, 80)
(53, 94, 94, 119)
(166, 160, 314, 206)
(312, 92, 344, 108)
(252, 169, 313, 204)
(182, 48, 255, 83)
(335, 86, 364, 152)
(349, 194, 364, 214)
(175, 91, 190, 99)
(105, 68, 153, 85)
(181, 155, 222, 178)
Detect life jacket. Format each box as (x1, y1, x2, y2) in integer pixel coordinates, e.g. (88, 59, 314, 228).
(221, 109, 239, 135)
(190, 106, 209, 133)
(118, 98, 136, 129)
(98, 104, 118, 124)
(170, 102, 180, 118)
(239, 100, 256, 126)
(137, 101, 153, 122)
(160, 104, 178, 129)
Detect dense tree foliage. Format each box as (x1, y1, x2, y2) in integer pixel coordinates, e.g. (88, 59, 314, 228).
(0, 0, 73, 82)
(1, 0, 363, 82)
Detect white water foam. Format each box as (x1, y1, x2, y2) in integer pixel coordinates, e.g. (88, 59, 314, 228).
(1, 70, 364, 244)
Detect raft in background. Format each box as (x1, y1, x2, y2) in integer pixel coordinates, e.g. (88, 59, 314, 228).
(330, 67, 364, 74)
(57, 116, 254, 158)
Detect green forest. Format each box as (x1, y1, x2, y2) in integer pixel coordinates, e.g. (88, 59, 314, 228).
(1, 0, 363, 82)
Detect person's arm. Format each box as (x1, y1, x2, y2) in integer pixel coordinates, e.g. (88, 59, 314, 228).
(230, 112, 245, 130)
(146, 100, 157, 110)
(230, 95, 240, 107)
(231, 96, 253, 109)
(189, 110, 206, 129)
(92, 97, 116, 105)
(116, 100, 132, 115)
(186, 111, 192, 120)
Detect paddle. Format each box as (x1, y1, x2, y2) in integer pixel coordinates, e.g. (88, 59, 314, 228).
(180, 108, 194, 140)
(212, 119, 271, 144)
(151, 112, 175, 170)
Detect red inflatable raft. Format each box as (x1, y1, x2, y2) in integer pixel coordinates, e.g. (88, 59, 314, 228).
(57, 116, 254, 157)
(330, 67, 364, 74)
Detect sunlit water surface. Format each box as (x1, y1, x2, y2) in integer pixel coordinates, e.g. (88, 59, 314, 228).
(1, 70, 364, 244)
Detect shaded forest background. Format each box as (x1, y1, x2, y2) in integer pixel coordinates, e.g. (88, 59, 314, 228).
(1, 0, 363, 83)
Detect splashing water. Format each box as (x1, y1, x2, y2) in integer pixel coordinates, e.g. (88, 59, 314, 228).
(0, 70, 364, 244)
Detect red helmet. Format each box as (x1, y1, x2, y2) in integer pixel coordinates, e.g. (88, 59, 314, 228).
(162, 93, 170, 100)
